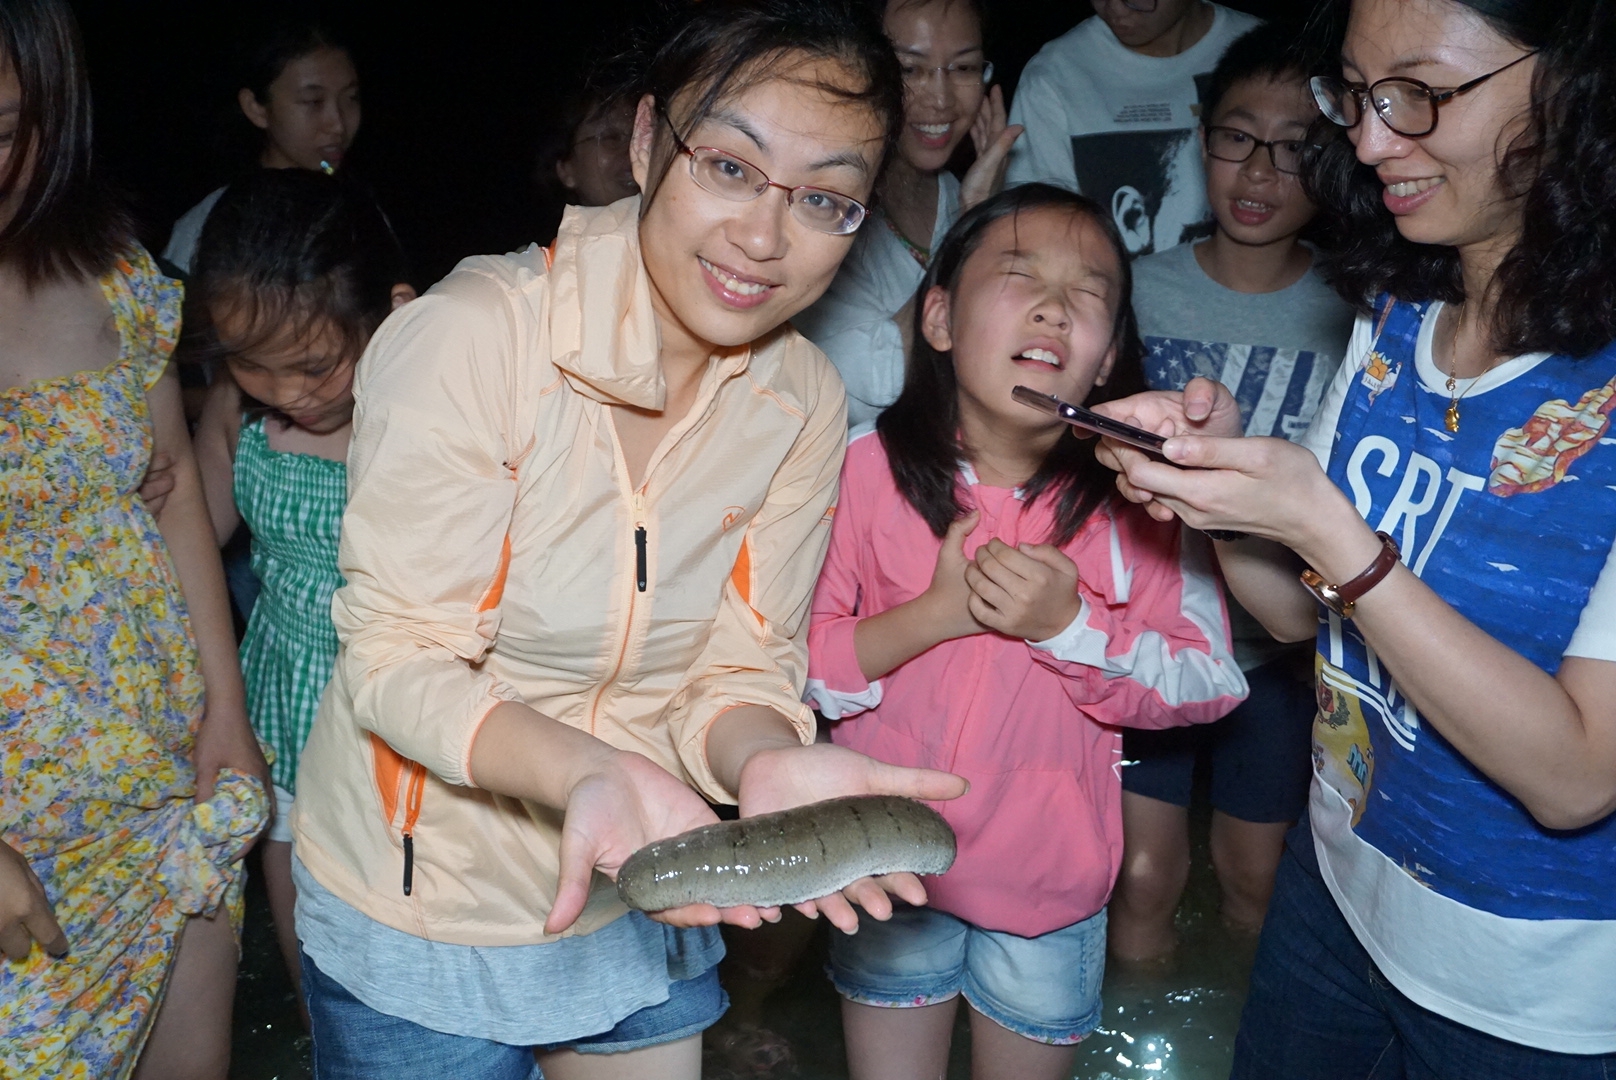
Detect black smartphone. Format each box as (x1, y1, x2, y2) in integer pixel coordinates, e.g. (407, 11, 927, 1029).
(1012, 385, 1248, 541)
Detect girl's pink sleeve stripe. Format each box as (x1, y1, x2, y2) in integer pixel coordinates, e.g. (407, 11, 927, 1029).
(1029, 519, 1247, 726)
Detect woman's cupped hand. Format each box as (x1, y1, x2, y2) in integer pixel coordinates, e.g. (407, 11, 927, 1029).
(1090, 376, 1336, 548)
(545, 741, 966, 937)
(731, 743, 966, 934)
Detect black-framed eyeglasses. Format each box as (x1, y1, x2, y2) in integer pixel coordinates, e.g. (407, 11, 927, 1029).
(1205, 126, 1311, 175)
(658, 109, 867, 236)
(1310, 52, 1535, 138)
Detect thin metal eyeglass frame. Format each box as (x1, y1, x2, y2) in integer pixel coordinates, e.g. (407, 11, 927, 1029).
(657, 109, 867, 235)
(1204, 126, 1309, 175)
(900, 59, 994, 87)
(1310, 51, 1536, 138)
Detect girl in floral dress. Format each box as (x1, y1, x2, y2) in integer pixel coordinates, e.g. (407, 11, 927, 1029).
(0, 3, 269, 1078)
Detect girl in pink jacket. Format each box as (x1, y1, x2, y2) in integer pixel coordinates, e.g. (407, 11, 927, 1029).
(806, 184, 1248, 1080)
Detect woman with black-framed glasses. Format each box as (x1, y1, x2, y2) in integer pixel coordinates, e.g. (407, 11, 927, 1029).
(1089, 0, 1616, 1075)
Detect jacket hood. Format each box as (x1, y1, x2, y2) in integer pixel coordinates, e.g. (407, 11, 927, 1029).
(547, 197, 666, 411)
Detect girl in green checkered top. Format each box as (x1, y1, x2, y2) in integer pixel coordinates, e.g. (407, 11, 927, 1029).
(191, 169, 415, 1008)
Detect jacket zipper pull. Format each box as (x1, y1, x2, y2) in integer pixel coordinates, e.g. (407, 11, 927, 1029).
(634, 526, 648, 592)
(402, 833, 415, 896)
(633, 491, 647, 593)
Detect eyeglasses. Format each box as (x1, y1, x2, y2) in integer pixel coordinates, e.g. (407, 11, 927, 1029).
(899, 59, 994, 89)
(658, 110, 868, 235)
(1205, 126, 1311, 175)
(1104, 0, 1158, 11)
(1310, 52, 1535, 138)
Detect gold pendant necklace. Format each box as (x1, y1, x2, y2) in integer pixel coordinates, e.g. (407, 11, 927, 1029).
(1444, 372, 1463, 432)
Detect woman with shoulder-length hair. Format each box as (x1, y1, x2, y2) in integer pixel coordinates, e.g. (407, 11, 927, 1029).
(1091, 0, 1616, 1074)
(0, 1, 270, 1077)
(289, 2, 965, 1077)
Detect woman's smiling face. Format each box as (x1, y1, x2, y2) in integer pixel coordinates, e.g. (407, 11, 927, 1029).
(631, 54, 888, 356)
(1342, 0, 1536, 252)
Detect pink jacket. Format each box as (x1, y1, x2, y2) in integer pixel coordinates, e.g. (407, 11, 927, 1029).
(806, 432, 1247, 936)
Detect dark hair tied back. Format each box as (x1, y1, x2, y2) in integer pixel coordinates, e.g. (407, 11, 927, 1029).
(624, 0, 904, 200)
(189, 170, 406, 376)
(878, 184, 1147, 548)
(1303, 0, 1616, 358)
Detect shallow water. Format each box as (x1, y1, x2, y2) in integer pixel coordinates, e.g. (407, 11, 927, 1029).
(229, 809, 1251, 1080)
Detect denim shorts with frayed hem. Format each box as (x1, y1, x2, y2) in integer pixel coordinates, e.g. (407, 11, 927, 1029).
(827, 902, 1106, 1045)
(302, 951, 726, 1080)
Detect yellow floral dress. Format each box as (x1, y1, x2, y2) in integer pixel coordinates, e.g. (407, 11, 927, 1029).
(0, 249, 267, 1079)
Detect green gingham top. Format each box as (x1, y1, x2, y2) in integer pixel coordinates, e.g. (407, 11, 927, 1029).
(236, 416, 346, 794)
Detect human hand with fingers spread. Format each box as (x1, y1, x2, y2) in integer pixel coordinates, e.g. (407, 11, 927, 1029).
(960, 86, 1022, 212)
(964, 537, 1083, 641)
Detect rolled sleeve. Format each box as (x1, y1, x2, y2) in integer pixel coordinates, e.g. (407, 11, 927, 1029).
(330, 279, 529, 788)
(665, 363, 849, 801)
(805, 448, 882, 719)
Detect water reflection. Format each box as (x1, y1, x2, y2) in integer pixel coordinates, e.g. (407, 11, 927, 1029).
(229, 811, 1251, 1079)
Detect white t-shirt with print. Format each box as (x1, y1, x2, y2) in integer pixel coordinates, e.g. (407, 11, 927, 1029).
(1005, 5, 1261, 258)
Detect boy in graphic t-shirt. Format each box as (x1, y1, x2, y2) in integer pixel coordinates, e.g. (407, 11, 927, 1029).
(1006, 0, 1260, 257)
(1106, 23, 1356, 961)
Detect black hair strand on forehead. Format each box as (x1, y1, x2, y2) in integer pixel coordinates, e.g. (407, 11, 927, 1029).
(877, 183, 1147, 548)
(622, 0, 905, 203)
(0, 0, 130, 285)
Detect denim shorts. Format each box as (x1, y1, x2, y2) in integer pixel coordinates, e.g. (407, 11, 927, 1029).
(303, 951, 726, 1079)
(1122, 656, 1315, 823)
(827, 903, 1107, 1045)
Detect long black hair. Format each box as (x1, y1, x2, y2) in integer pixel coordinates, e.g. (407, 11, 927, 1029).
(189, 170, 405, 373)
(0, 0, 129, 284)
(1302, 0, 1616, 358)
(626, 0, 905, 204)
(877, 183, 1148, 547)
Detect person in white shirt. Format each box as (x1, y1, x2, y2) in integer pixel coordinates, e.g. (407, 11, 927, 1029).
(793, 0, 1019, 429)
(1005, 0, 1260, 257)
(163, 22, 361, 274)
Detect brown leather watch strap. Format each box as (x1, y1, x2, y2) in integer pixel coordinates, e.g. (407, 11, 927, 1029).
(1300, 532, 1401, 617)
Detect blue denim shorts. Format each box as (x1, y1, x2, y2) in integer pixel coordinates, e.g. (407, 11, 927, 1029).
(826, 903, 1107, 1045)
(303, 952, 726, 1079)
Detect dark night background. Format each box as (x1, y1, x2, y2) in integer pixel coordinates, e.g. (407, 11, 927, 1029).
(69, 1, 1288, 290)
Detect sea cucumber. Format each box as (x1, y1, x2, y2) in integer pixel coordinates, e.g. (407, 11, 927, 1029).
(615, 795, 957, 910)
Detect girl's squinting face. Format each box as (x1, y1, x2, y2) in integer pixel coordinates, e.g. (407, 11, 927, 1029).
(215, 303, 356, 434)
(925, 208, 1122, 430)
(885, 0, 987, 173)
(1342, 0, 1535, 251)
(246, 47, 361, 172)
(632, 58, 887, 353)
(1204, 75, 1319, 246)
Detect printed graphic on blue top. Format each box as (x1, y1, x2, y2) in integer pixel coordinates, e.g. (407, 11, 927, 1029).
(1144, 336, 1336, 440)
(1314, 296, 1616, 921)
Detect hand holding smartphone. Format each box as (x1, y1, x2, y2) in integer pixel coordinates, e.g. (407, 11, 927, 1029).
(1012, 386, 1248, 541)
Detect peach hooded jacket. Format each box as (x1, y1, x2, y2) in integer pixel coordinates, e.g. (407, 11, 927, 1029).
(292, 199, 843, 946)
